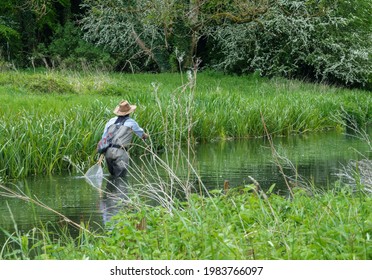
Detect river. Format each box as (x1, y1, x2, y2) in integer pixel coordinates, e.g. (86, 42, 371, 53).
(1, 129, 371, 242)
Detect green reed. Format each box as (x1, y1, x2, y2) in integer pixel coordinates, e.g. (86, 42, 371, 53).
(0, 96, 103, 178)
(1, 69, 371, 260)
(1, 184, 370, 260)
(0, 70, 371, 179)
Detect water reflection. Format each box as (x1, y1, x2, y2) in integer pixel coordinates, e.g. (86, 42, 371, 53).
(191, 131, 371, 193)
(0, 176, 103, 244)
(99, 177, 130, 225)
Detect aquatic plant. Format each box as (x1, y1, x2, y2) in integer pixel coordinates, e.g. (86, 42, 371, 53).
(335, 111, 372, 194)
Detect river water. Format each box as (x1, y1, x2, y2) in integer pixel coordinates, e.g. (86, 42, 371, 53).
(1, 130, 371, 242)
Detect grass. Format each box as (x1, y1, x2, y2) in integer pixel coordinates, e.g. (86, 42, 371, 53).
(0, 184, 371, 260)
(0, 69, 371, 180)
(0, 68, 371, 260)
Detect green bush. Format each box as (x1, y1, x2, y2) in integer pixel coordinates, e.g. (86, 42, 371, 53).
(26, 74, 76, 94)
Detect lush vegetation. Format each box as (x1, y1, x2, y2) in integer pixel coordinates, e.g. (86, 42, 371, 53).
(0, 70, 371, 180)
(1, 0, 371, 261)
(0, 0, 371, 87)
(1, 185, 371, 260)
(0, 69, 371, 260)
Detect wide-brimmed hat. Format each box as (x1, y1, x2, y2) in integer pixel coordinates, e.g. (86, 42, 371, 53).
(113, 100, 137, 116)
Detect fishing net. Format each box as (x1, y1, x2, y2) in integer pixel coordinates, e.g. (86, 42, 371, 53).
(85, 157, 104, 188)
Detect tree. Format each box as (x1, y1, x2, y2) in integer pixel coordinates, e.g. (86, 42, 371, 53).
(0, 0, 77, 67)
(80, 0, 271, 72)
(0, 0, 22, 64)
(47, 21, 115, 71)
(210, 0, 371, 87)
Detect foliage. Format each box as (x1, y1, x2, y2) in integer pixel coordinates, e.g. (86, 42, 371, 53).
(0, 1, 22, 63)
(80, 0, 270, 72)
(0, 0, 77, 67)
(210, 0, 372, 87)
(0, 71, 371, 180)
(46, 21, 115, 71)
(1, 187, 371, 259)
(0, 24, 20, 44)
(80, 0, 188, 72)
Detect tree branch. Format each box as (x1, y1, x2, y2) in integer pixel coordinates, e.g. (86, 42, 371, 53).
(131, 28, 154, 59)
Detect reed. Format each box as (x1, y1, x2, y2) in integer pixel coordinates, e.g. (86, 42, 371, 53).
(1, 183, 370, 260)
(1, 79, 370, 260)
(0, 70, 371, 180)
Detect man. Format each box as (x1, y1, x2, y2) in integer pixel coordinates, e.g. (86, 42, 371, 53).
(102, 100, 148, 177)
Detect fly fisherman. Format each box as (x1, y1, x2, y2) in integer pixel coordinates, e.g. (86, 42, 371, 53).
(101, 100, 148, 177)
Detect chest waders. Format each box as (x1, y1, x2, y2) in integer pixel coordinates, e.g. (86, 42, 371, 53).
(104, 119, 134, 177)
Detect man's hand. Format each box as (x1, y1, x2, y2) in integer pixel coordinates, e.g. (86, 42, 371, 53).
(142, 133, 149, 140)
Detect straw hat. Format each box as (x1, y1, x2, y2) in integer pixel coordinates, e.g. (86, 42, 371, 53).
(113, 100, 137, 116)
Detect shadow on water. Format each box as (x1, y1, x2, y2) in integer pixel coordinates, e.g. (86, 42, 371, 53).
(0, 129, 371, 243)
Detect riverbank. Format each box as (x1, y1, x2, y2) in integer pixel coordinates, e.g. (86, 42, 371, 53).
(0, 70, 371, 180)
(0, 70, 371, 260)
(0, 185, 370, 260)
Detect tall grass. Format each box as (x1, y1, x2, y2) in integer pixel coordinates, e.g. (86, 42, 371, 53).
(0, 68, 371, 259)
(1, 183, 370, 260)
(0, 70, 371, 180)
(0, 96, 106, 179)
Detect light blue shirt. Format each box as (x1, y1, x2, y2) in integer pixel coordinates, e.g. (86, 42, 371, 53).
(102, 117, 145, 138)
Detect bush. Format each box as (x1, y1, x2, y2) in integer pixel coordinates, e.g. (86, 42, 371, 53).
(26, 74, 75, 94)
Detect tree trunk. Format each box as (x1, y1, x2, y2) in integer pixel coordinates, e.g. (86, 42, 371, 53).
(186, 0, 201, 68)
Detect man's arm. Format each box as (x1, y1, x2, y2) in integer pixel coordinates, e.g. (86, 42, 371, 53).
(124, 118, 148, 139)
